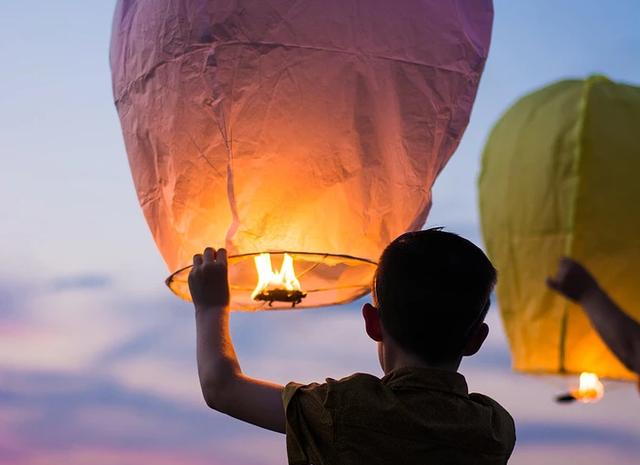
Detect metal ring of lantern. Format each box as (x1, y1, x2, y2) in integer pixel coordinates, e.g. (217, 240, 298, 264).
(166, 252, 378, 311)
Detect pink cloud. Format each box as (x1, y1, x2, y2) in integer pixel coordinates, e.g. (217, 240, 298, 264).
(0, 447, 228, 465)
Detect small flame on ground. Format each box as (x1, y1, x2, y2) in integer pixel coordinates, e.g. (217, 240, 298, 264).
(572, 372, 604, 403)
(251, 253, 302, 300)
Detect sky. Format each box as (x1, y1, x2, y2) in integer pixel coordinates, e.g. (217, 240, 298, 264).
(1, 1, 640, 464)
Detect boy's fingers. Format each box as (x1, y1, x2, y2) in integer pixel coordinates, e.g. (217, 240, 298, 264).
(560, 257, 583, 274)
(193, 254, 204, 267)
(546, 277, 561, 292)
(217, 248, 228, 266)
(203, 247, 216, 263)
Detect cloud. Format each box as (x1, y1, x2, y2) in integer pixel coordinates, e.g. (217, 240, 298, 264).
(0, 368, 285, 465)
(2, 273, 639, 465)
(517, 421, 640, 449)
(0, 278, 27, 319)
(50, 273, 112, 291)
(462, 343, 512, 371)
(94, 324, 186, 366)
(3, 366, 639, 465)
(1, 448, 227, 465)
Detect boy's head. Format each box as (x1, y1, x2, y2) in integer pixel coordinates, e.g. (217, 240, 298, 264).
(363, 228, 496, 368)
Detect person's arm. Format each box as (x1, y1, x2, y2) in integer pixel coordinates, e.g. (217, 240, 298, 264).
(547, 257, 640, 374)
(189, 247, 286, 433)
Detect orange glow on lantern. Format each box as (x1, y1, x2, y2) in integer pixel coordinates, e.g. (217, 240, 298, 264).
(111, 0, 493, 312)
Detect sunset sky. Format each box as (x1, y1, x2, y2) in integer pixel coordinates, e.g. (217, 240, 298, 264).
(1, 1, 640, 464)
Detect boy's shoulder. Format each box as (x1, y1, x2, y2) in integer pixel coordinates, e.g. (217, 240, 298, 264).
(283, 372, 381, 409)
(286, 368, 506, 411)
(286, 368, 509, 406)
(327, 372, 382, 390)
(469, 391, 515, 422)
(284, 369, 516, 463)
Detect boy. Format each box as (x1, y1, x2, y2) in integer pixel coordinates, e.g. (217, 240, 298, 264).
(189, 229, 515, 464)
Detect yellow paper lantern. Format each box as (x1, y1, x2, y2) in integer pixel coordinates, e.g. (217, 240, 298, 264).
(479, 76, 640, 380)
(110, 0, 493, 310)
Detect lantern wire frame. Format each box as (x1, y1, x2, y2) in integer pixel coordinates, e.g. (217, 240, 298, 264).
(166, 251, 378, 311)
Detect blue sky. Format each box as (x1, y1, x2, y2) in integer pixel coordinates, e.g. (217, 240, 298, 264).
(1, 1, 640, 464)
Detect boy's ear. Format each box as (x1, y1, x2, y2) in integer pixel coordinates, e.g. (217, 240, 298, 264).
(462, 322, 489, 357)
(362, 303, 383, 342)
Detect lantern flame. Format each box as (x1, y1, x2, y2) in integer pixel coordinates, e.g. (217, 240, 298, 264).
(251, 253, 306, 306)
(572, 372, 604, 403)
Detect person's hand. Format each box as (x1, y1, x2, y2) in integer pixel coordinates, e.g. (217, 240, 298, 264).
(189, 247, 230, 309)
(547, 257, 600, 303)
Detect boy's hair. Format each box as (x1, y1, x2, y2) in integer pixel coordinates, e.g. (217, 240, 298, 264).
(373, 228, 497, 365)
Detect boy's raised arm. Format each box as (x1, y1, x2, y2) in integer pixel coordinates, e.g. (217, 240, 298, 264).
(548, 257, 640, 375)
(190, 247, 286, 433)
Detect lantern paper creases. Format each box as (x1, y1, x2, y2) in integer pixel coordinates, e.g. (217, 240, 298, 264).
(479, 76, 640, 380)
(111, 0, 493, 310)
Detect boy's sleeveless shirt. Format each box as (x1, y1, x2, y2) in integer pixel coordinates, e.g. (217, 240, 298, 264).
(283, 367, 515, 465)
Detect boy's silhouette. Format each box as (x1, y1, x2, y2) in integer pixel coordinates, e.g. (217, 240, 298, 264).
(189, 229, 515, 464)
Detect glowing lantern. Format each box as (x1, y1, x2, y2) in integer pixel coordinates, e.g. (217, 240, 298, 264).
(111, 0, 493, 310)
(479, 76, 640, 380)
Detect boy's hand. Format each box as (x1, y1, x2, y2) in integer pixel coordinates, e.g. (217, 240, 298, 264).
(547, 257, 600, 303)
(189, 247, 230, 309)
(190, 246, 285, 433)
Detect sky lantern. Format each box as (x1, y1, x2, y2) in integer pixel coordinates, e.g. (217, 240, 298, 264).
(110, 0, 493, 310)
(479, 76, 640, 389)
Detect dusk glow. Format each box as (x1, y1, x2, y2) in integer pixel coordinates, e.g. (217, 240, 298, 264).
(1, 1, 639, 464)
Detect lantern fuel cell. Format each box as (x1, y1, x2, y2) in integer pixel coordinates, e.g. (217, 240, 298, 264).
(111, 0, 493, 310)
(556, 373, 604, 404)
(251, 253, 307, 306)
